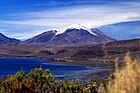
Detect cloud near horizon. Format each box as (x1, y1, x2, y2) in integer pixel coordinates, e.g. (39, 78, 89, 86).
(0, 0, 140, 40)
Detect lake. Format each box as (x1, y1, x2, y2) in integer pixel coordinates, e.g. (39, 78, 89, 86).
(0, 58, 110, 81)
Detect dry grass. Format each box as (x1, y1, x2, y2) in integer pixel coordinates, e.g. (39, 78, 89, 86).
(108, 53, 140, 93)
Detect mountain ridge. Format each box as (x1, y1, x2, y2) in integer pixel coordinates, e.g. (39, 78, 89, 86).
(0, 33, 20, 45)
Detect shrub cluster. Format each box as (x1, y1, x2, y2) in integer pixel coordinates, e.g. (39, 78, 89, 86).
(0, 68, 100, 93)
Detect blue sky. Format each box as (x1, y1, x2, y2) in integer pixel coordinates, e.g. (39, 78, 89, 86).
(0, 0, 140, 40)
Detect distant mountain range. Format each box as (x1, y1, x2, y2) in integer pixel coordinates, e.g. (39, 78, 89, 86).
(1, 21, 140, 46)
(99, 21, 140, 40)
(0, 24, 115, 46)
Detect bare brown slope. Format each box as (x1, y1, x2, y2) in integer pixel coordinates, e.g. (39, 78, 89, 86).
(40, 38, 140, 67)
(0, 38, 139, 67)
(71, 38, 140, 60)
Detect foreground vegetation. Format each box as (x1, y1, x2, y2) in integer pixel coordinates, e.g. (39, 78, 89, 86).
(108, 53, 140, 93)
(0, 54, 140, 93)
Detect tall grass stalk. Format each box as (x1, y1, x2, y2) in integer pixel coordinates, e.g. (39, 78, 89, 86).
(108, 53, 140, 93)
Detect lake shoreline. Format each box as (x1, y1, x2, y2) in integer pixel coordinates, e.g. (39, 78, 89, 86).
(0, 58, 112, 83)
(0, 56, 115, 67)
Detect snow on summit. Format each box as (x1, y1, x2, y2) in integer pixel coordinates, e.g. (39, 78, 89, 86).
(66, 24, 88, 30)
(56, 24, 97, 35)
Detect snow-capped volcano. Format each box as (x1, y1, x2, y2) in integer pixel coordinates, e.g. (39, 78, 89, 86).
(23, 24, 116, 46)
(56, 24, 96, 35)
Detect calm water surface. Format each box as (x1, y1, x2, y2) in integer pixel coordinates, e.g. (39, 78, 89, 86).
(0, 58, 110, 80)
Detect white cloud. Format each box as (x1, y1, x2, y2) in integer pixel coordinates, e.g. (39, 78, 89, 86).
(0, 1, 140, 40)
(0, 28, 6, 32)
(2, 3, 140, 27)
(9, 30, 45, 40)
